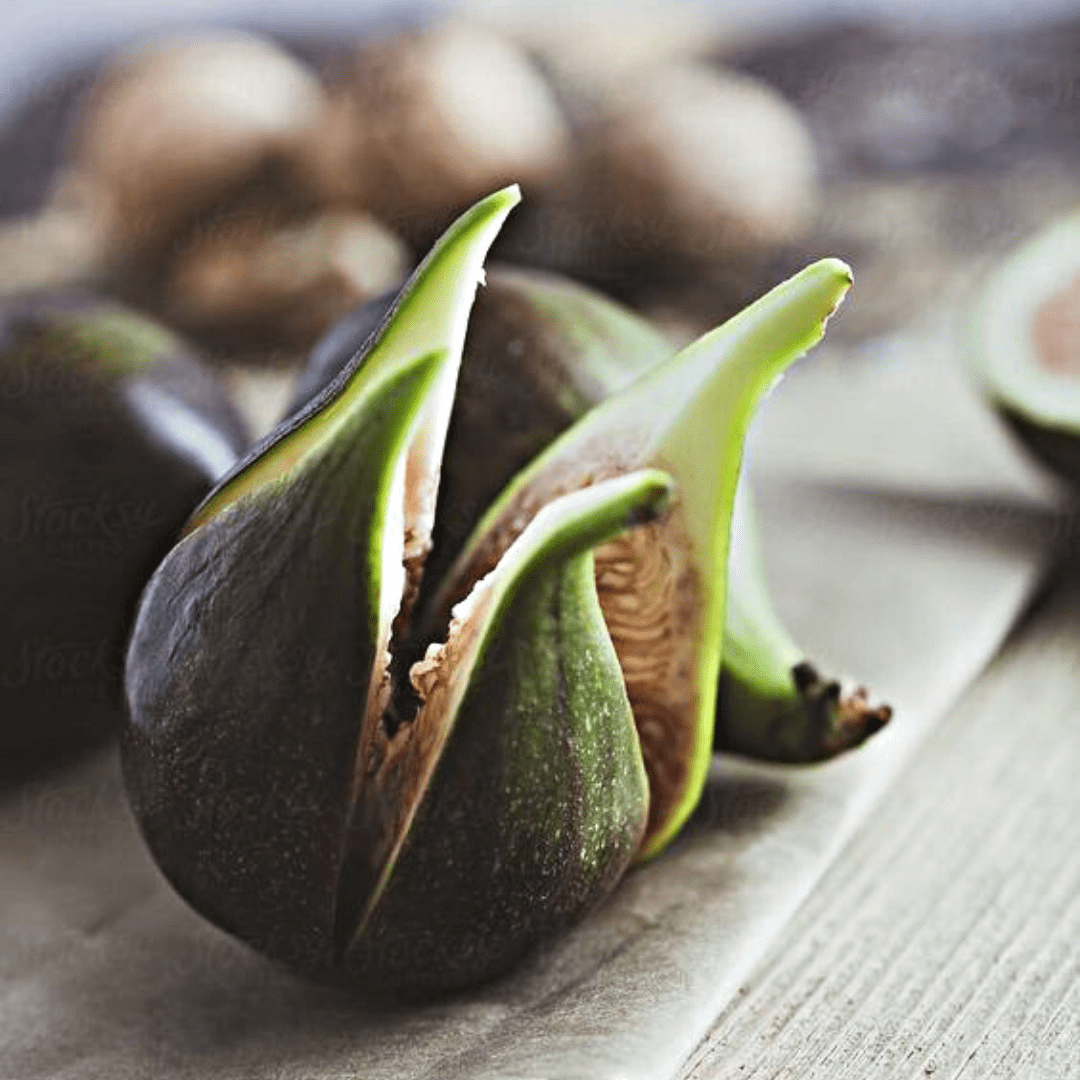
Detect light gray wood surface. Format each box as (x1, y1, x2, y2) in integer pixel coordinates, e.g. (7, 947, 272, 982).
(680, 561, 1080, 1080)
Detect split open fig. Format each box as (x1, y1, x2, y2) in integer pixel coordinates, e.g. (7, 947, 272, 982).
(0, 292, 246, 757)
(122, 188, 851, 995)
(970, 211, 1080, 485)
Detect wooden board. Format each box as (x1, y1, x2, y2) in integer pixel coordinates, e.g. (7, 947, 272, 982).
(680, 560, 1080, 1079)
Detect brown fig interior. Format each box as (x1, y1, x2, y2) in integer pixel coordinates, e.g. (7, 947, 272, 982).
(1034, 273, 1080, 376)
(594, 518, 701, 844)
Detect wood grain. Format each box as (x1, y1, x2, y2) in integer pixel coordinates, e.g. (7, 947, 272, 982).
(681, 562, 1080, 1080)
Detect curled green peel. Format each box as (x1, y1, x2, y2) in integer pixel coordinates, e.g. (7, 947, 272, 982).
(438, 258, 853, 859)
(714, 481, 891, 763)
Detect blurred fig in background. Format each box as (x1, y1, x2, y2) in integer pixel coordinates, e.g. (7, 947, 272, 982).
(0, 202, 110, 296)
(162, 209, 409, 354)
(581, 64, 818, 262)
(513, 63, 817, 283)
(0, 293, 247, 759)
(307, 22, 571, 244)
(50, 30, 329, 271)
(970, 211, 1080, 486)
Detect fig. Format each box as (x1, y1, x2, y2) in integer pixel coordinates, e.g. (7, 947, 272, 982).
(504, 61, 819, 302)
(53, 30, 328, 270)
(162, 209, 409, 354)
(307, 22, 570, 244)
(0, 293, 246, 756)
(122, 188, 851, 995)
(577, 63, 819, 263)
(970, 211, 1080, 484)
(296, 266, 888, 767)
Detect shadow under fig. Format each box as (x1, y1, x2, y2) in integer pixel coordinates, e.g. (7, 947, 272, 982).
(689, 768, 791, 838)
(756, 475, 1077, 562)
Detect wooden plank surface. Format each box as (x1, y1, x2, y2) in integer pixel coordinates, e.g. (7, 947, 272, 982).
(680, 559, 1080, 1080)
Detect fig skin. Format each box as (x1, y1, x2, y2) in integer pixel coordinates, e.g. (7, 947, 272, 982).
(0, 291, 246, 757)
(59, 30, 329, 269)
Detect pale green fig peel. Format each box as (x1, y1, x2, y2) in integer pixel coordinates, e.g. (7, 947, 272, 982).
(435, 257, 854, 859)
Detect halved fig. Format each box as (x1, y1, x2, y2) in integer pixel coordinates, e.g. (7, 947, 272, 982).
(970, 211, 1080, 484)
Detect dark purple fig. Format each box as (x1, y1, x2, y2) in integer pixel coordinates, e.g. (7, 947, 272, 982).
(0, 293, 246, 757)
(122, 188, 673, 996)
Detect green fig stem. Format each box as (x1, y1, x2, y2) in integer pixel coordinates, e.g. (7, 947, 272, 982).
(714, 479, 891, 763)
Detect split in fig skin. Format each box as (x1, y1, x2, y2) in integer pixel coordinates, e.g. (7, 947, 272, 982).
(296, 264, 888, 772)
(0, 292, 247, 758)
(289, 263, 672, 592)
